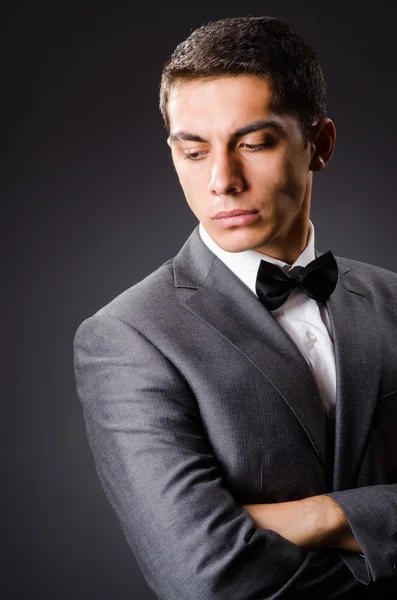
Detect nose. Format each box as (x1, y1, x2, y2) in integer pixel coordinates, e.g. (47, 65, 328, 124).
(208, 151, 245, 196)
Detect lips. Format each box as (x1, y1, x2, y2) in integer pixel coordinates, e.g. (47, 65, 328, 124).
(213, 209, 259, 219)
(212, 209, 261, 229)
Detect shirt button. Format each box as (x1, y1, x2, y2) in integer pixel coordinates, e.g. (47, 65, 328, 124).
(393, 563, 397, 573)
(307, 331, 317, 343)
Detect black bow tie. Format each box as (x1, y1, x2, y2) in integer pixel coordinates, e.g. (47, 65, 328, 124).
(255, 250, 338, 311)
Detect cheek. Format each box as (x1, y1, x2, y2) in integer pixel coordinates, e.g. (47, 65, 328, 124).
(253, 156, 288, 196)
(252, 150, 286, 179)
(254, 158, 307, 217)
(177, 164, 210, 200)
(176, 173, 208, 218)
(269, 154, 307, 197)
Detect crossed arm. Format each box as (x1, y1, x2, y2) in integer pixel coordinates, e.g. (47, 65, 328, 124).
(242, 495, 361, 553)
(74, 313, 397, 598)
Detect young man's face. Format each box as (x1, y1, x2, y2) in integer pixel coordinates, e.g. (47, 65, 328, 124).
(167, 74, 320, 257)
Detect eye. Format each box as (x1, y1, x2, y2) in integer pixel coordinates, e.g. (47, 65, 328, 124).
(240, 141, 274, 150)
(183, 150, 207, 161)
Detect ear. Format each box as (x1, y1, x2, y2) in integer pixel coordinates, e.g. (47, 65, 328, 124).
(167, 136, 172, 148)
(309, 118, 336, 172)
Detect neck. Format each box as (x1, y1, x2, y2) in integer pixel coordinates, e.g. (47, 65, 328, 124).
(256, 219, 310, 264)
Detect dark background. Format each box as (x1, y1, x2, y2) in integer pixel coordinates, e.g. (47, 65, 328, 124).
(3, 1, 397, 598)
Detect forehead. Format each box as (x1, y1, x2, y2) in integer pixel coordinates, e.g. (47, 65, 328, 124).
(167, 74, 297, 138)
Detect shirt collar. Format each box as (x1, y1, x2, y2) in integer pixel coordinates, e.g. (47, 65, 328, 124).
(198, 219, 316, 298)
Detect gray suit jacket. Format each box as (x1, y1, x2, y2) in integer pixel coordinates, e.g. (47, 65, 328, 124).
(73, 225, 397, 599)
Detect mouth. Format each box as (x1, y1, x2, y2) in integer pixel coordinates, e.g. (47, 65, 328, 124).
(212, 209, 259, 219)
(212, 209, 260, 229)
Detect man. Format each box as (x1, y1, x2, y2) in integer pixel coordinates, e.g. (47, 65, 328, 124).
(73, 16, 397, 598)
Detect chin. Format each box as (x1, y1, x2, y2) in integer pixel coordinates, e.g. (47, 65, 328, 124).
(214, 231, 264, 253)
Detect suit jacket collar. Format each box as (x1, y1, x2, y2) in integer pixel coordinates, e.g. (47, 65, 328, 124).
(173, 225, 381, 492)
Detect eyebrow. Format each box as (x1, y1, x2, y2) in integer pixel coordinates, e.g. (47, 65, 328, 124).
(168, 119, 287, 143)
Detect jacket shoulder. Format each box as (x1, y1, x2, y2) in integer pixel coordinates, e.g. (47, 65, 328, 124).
(101, 257, 178, 317)
(335, 253, 397, 276)
(334, 253, 397, 294)
(75, 254, 192, 340)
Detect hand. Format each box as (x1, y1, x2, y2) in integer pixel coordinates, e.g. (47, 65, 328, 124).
(242, 495, 362, 553)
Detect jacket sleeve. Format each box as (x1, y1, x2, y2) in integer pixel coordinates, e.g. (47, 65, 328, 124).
(326, 485, 397, 583)
(73, 312, 359, 599)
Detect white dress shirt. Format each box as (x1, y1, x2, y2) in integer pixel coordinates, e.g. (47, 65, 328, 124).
(198, 220, 337, 416)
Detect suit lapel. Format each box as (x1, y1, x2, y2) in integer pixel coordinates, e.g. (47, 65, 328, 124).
(324, 259, 381, 490)
(174, 226, 381, 489)
(174, 227, 329, 469)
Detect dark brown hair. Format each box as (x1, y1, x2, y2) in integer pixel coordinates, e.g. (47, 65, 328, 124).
(159, 16, 327, 148)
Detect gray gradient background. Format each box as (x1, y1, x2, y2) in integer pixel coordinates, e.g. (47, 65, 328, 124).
(3, 1, 397, 598)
